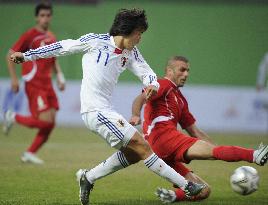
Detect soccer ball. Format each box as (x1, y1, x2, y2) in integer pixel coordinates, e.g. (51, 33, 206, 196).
(230, 166, 259, 195)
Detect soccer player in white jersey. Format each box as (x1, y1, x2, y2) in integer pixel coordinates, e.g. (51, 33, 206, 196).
(256, 52, 268, 113)
(10, 8, 206, 205)
(257, 52, 268, 91)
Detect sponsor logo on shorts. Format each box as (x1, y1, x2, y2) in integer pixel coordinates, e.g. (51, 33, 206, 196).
(37, 96, 46, 110)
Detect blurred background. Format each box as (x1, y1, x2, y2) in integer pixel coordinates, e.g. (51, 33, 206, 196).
(1, 0, 268, 133)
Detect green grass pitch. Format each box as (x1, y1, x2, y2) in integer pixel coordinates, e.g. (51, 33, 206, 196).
(0, 125, 267, 205)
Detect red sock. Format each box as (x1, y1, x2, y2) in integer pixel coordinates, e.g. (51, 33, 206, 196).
(27, 126, 54, 153)
(176, 187, 210, 201)
(213, 146, 254, 163)
(175, 188, 186, 201)
(15, 114, 54, 129)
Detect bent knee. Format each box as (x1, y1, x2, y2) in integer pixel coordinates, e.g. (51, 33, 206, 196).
(135, 140, 152, 159)
(128, 133, 152, 160)
(38, 109, 57, 123)
(198, 185, 211, 200)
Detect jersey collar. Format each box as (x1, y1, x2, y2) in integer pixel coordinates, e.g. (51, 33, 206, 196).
(164, 77, 178, 89)
(110, 36, 123, 54)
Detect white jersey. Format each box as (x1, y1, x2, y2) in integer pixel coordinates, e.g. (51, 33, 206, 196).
(23, 33, 159, 113)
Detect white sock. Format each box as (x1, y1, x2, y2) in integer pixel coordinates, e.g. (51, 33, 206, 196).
(86, 151, 129, 183)
(144, 153, 188, 189)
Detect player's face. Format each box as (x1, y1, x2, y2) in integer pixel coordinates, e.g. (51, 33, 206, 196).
(36, 9, 52, 30)
(171, 60, 190, 87)
(124, 30, 143, 50)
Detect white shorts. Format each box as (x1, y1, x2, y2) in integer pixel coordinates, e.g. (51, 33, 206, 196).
(81, 109, 137, 149)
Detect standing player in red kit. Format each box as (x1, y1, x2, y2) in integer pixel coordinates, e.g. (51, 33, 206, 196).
(3, 3, 65, 164)
(130, 56, 268, 202)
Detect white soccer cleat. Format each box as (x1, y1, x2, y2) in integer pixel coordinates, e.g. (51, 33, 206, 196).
(155, 187, 176, 203)
(21, 152, 44, 164)
(253, 143, 268, 166)
(3, 110, 15, 136)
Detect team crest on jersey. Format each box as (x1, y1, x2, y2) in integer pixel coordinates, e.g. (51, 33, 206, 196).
(121, 57, 128, 67)
(117, 119, 125, 127)
(37, 96, 46, 110)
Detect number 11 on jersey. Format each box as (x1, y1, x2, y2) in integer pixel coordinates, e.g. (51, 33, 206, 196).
(97, 50, 109, 66)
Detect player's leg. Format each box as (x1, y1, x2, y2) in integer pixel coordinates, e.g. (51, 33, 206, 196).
(77, 111, 135, 204)
(84, 129, 203, 192)
(122, 132, 193, 189)
(21, 108, 55, 164)
(185, 139, 268, 166)
(156, 173, 211, 203)
(82, 123, 188, 187)
(183, 172, 210, 200)
(80, 132, 204, 204)
(3, 85, 55, 133)
(145, 132, 210, 202)
(156, 162, 210, 203)
(25, 108, 56, 152)
(14, 113, 55, 129)
(77, 111, 205, 205)
(174, 163, 210, 201)
(21, 88, 58, 164)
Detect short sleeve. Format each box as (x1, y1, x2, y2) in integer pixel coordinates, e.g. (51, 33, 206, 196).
(11, 31, 31, 52)
(128, 47, 159, 89)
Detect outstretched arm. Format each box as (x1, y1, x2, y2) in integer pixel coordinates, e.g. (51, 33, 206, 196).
(185, 124, 215, 145)
(10, 35, 94, 64)
(6, 50, 20, 93)
(129, 93, 146, 126)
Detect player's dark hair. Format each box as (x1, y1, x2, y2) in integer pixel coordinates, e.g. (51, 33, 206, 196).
(35, 2, 53, 16)
(170, 56, 189, 63)
(109, 8, 148, 36)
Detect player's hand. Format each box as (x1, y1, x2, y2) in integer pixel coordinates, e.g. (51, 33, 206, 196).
(56, 72, 66, 91)
(57, 81, 65, 91)
(129, 115, 141, 126)
(256, 85, 264, 92)
(10, 52, 25, 64)
(145, 85, 158, 100)
(11, 78, 19, 93)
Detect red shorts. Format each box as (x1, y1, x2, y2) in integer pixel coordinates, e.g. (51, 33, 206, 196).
(146, 126, 199, 165)
(25, 83, 59, 118)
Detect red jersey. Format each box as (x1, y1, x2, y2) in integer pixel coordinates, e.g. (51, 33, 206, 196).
(11, 28, 56, 90)
(143, 78, 195, 136)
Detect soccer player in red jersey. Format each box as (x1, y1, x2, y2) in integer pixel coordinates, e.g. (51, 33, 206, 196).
(3, 3, 65, 164)
(130, 56, 268, 202)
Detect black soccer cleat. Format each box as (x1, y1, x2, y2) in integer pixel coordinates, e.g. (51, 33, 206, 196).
(76, 169, 94, 205)
(184, 181, 206, 198)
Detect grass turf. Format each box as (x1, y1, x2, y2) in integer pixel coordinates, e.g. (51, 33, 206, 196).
(0, 125, 267, 205)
